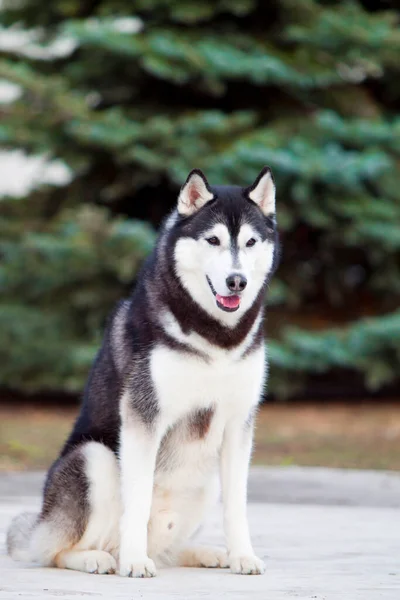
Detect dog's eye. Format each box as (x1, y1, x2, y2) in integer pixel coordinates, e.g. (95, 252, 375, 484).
(206, 236, 220, 246)
(246, 238, 257, 247)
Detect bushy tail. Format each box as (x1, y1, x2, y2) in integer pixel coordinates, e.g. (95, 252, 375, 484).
(6, 512, 38, 562)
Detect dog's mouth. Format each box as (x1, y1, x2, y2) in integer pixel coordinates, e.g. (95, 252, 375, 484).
(206, 276, 241, 313)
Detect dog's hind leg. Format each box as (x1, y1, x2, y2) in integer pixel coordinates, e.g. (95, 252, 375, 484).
(26, 442, 120, 572)
(178, 546, 229, 569)
(7, 445, 88, 567)
(55, 549, 116, 574)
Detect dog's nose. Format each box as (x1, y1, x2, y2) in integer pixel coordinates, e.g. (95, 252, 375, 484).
(226, 273, 247, 292)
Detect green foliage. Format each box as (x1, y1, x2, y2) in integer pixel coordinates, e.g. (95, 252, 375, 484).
(270, 310, 400, 397)
(0, 0, 399, 396)
(0, 201, 156, 390)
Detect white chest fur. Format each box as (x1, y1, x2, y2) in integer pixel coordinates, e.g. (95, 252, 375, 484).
(150, 339, 265, 501)
(149, 310, 266, 495)
(151, 343, 265, 426)
(153, 309, 265, 418)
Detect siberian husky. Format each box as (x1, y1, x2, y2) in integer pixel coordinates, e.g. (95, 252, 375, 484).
(7, 167, 279, 577)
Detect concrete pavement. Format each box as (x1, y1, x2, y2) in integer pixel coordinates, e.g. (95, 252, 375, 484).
(1, 468, 399, 599)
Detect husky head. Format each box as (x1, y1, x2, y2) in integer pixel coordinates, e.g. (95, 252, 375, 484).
(168, 167, 279, 326)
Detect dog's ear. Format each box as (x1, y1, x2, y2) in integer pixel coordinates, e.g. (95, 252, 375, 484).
(245, 166, 276, 216)
(177, 169, 214, 216)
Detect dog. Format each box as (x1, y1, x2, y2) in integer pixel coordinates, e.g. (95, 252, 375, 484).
(7, 167, 279, 577)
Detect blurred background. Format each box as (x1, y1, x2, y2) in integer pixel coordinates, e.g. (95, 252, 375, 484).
(0, 0, 399, 472)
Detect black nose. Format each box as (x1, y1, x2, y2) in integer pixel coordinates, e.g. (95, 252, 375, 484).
(226, 273, 247, 292)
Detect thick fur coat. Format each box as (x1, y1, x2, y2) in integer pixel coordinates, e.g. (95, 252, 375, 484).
(7, 167, 279, 577)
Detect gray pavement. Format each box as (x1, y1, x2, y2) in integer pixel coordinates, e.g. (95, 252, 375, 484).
(1, 467, 400, 599)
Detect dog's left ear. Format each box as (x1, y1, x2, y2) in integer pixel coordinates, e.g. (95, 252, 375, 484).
(245, 166, 276, 216)
(177, 169, 214, 216)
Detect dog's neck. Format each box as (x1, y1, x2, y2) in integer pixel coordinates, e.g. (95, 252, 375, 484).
(147, 253, 266, 351)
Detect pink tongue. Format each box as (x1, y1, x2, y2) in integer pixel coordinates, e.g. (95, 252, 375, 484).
(216, 294, 241, 309)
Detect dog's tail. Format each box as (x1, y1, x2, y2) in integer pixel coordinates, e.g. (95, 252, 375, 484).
(6, 512, 38, 562)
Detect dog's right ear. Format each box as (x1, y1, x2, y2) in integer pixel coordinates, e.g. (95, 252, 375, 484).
(177, 169, 214, 216)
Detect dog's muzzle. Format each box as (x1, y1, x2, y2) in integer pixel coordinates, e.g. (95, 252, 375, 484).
(206, 276, 241, 313)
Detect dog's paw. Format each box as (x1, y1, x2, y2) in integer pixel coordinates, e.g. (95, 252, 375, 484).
(56, 550, 117, 574)
(198, 547, 230, 569)
(119, 556, 156, 578)
(56, 550, 116, 574)
(230, 554, 265, 575)
(84, 551, 117, 575)
(179, 546, 230, 568)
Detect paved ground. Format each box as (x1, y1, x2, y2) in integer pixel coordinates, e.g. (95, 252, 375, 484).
(1, 467, 400, 599)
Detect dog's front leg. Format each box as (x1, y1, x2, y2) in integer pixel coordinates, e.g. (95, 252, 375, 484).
(220, 416, 265, 575)
(119, 420, 161, 578)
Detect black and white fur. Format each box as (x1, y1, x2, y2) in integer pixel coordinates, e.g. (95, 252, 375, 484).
(7, 167, 279, 577)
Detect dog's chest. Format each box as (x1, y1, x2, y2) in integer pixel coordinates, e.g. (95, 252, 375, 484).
(150, 342, 265, 425)
(150, 342, 264, 492)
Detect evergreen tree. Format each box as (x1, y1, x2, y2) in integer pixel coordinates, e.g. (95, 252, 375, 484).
(0, 0, 399, 396)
